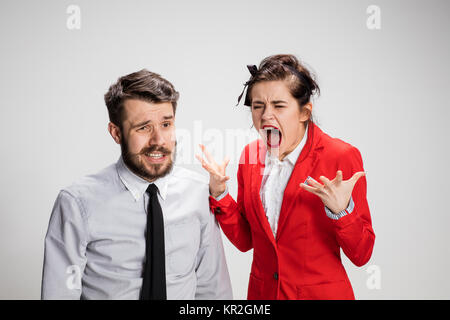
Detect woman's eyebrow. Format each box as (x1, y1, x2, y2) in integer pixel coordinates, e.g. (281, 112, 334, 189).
(252, 100, 265, 105)
(252, 100, 288, 105)
(271, 100, 288, 104)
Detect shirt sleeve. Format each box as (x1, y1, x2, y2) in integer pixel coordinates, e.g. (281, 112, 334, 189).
(324, 196, 355, 220)
(194, 203, 233, 300)
(41, 190, 89, 300)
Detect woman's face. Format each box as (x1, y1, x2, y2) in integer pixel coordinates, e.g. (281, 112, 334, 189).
(250, 80, 312, 160)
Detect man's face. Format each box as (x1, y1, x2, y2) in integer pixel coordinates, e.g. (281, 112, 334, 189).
(113, 99, 176, 182)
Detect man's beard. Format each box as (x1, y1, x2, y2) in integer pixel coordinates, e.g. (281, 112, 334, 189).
(121, 137, 176, 182)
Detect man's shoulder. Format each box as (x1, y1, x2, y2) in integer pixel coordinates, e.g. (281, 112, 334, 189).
(61, 162, 120, 200)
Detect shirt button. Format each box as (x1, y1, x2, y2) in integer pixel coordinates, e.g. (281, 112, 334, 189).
(214, 208, 222, 214)
(273, 272, 279, 280)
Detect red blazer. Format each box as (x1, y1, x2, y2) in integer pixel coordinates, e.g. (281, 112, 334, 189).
(209, 122, 375, 300)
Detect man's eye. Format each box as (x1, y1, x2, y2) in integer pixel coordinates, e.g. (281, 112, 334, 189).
(138, 125, 149, 131)
(162, 122, 171, 128)
(275, 105, 285, 108)
(252, 105, 263, 110)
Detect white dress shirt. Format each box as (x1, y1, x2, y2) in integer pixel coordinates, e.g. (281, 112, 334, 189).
(260, 126, 309, 238)
(42, 157, 232, 300)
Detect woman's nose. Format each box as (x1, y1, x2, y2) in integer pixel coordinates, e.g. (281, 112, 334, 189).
(261, 106, 274, 120)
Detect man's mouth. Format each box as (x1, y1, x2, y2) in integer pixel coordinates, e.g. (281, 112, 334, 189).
(262, 125, 282, 148)
(142, 150, 169, 163)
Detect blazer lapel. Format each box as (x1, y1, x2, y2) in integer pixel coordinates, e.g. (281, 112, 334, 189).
(275, 123, 324, 241)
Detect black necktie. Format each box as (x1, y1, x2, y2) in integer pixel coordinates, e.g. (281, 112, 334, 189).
(140, 183, 167, 300)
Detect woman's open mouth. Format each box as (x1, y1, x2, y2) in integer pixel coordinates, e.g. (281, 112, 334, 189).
(262, 125, 282, 149)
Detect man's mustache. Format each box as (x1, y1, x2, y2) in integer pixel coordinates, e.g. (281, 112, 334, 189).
(140, 145, 171, 155)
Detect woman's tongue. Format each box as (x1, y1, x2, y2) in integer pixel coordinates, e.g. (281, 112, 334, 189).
(267, 129, 281, 147)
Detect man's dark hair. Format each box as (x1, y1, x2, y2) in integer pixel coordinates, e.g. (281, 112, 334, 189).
(104, 69, 179, 128)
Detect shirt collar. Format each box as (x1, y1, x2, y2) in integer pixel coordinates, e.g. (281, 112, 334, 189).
(116, 156, 170, 201)
(267, 123, 309, 166)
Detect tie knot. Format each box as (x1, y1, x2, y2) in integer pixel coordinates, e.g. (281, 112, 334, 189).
(146, 183, 159, 196)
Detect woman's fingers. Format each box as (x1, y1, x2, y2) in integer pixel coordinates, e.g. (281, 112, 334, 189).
(301, 171, 364, 212)
(300, 183, 324, 198)
(195, 154, 216, 175)
(220, 156, 230, 174)
(350, 171, 366, 186)
(199, 144, 217, 166)
(305, 177, 328, 194)
(199, 144, 231, 176)
(305, 177, 323, 189)
(334, 170, 343, 184)
(195, 153, 230, 181)
(195, 153, 209, 169)
(319, 175, 332, 188)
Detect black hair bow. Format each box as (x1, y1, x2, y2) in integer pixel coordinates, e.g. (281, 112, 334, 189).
(236, 65, 258, 106)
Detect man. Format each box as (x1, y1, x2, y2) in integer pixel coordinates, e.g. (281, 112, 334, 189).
(41, 69, 232, 299)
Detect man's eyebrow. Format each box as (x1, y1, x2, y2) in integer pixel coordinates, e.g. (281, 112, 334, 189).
(132, 120, 151, 128)
(131, 115, 174, 128)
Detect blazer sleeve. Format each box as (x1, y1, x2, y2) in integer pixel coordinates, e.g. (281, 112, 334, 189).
(332, 146, 375, 267)
(209, 154, 253, 252)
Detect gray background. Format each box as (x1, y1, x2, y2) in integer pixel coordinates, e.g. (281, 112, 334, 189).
(1, 0, 449, 299)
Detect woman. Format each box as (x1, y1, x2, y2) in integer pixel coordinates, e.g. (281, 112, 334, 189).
(196, 54, 375, 300)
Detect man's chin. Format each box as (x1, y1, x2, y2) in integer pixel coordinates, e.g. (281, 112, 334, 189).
(123, 154, 174, 182)
(141, 160, 173, 181)
(144, 162, 172, 177)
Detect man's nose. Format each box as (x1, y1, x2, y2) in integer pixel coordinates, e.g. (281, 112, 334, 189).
(149, 128, 165, 146)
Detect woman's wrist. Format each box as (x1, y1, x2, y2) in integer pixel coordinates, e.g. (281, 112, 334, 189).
(211, 185, 228, 199)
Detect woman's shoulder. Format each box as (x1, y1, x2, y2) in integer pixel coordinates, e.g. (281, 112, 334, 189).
(321, 133, 359, 155)
(319, 131, 364, 168)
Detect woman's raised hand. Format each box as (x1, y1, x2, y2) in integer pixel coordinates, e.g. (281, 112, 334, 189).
(195, 144, 231, 198)
(300, 170, 365, 214)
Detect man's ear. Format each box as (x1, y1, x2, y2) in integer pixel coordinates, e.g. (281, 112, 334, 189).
(108, 122, 122, 145)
